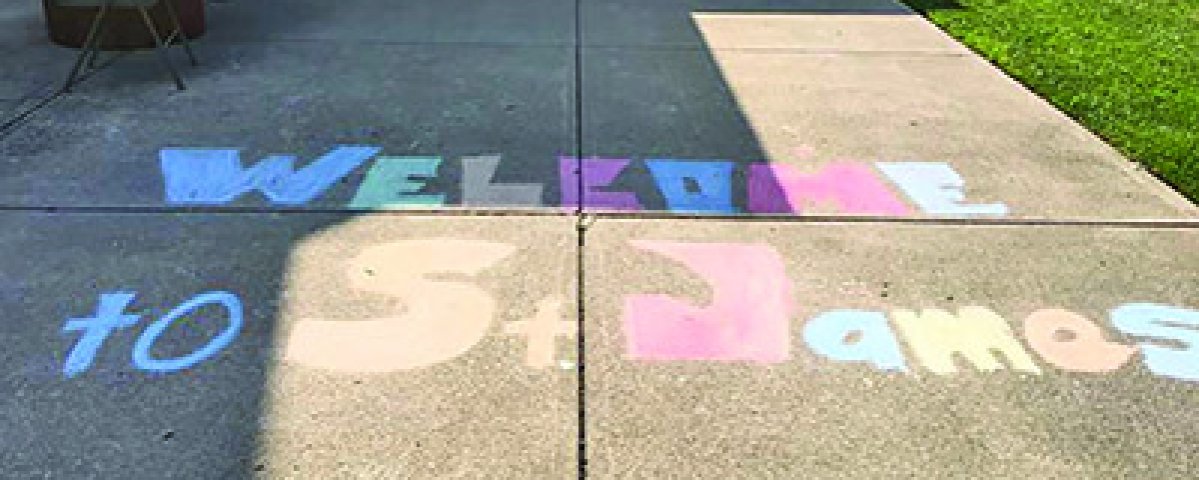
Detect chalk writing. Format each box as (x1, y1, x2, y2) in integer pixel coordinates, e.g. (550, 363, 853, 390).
(559, 157, 644, 211)
(62, 292, 142, 377)
(1023, 308, 1137, 373)
(802, 310, 908, 372)
(157, 144, 1009, 216)
(46, 243, 1195, 384)
(62, 291, 242, 378)
(462, 155, 544, 207)
(348, 156, 444, 209)
(1110, 304, 1199, 381)
(747, 163, 912, 215)
(876, 162, 1009, 216)
(132, 291, 243, 373)
(620, 241, 1195, 381)
(646, 160, 736, 213)
(892, 306, 1042, 374)
(622, 241, 793, 363)
(161, 146, 381, 205)
(503, 296, 576, 368)
(284, 240, 515, 372)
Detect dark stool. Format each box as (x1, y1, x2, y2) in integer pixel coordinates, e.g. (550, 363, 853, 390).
(56, 0, 199, 91)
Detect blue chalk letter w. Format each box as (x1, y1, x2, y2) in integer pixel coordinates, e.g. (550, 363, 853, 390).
(161, 146, 381, 205)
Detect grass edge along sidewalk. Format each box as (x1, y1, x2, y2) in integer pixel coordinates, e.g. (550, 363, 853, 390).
(902, 0, 1199, 204)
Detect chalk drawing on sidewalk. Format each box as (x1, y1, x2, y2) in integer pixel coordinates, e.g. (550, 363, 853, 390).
(620, 240, 1198, 382)
(503, 296, 577, 368)
(39, 242, 1194, 384)
(60, 291, 242, 378)
(622, 241, 793, 363)
(284, 239, 516, 372)
(157, 143, 1010, 216)
(161, 146, 381, 205)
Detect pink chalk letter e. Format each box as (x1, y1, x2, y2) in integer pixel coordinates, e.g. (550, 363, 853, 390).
(621, 241, 794, 363)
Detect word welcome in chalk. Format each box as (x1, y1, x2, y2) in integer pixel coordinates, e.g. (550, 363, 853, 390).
(160, 147, 1009, 215)
(53, 241, 1197, 384)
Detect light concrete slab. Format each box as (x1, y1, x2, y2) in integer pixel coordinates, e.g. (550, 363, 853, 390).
(205, 0, 574, 45)
(691, 12, 968, 52)
(584, 218, 1199, 477)
(0, 212, 578, 478)
(582, 0, 913, 48)
(581, 48, 1197, 218)
(0, 42, 576, 210)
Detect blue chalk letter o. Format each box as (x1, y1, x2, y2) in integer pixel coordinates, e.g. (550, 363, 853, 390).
(132, 292, 243, 373)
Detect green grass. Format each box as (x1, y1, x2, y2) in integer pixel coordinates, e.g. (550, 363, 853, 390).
(903, 0, 1199, 203)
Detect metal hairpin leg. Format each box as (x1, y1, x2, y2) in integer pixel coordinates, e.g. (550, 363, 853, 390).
(136, 5, 186, 90)
(63, 1, 110, 93)
(161, 0, 198, 66)
(87, 18, 111, 70)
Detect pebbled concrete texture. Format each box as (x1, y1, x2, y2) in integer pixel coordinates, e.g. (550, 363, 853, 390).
(687, 12, 969, 52)
(0, 41, 576, 209)
(204, 0, 575, 45)
(581, 0, 912, 48)
(0, 2, 73, 125)
(583, 219, 1199, 478)
(2, 0, 1198, 477)
(580, 7, 1196, 218)
(696, 51, 1195, 218)
(0, 212, 577, 478)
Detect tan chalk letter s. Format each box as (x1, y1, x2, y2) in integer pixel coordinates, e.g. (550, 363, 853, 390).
(284, 239, 515, 373)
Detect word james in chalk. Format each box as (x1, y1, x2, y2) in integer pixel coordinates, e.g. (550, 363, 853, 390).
(160, 146, 1009, 216)
(622, 242, 1199, 382)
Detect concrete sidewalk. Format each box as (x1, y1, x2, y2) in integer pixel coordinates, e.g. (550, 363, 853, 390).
(1, 0, 1196, 478)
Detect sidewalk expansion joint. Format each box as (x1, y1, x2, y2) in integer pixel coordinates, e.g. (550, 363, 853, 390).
(580, 212, 1199, 229)
(0, 51, 131, 140)
(0, 205, 577, 217)
(573, 210, 588, 480)
(198, 37, 577, 49)
(0, 205, 1196, 230)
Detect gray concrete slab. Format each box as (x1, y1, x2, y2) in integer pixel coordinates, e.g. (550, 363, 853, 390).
(583, 218, 1199, 477)
(0, 1, 57, 49)
(0, 2, 74, 127)
(0, 100, 19, 122)
(581, 0, 912, 48)
(580, 47, 1197, 218)
(0, 212, 577, 478)
(0, 41, 576, 210)
(205, 0, 574, 45)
